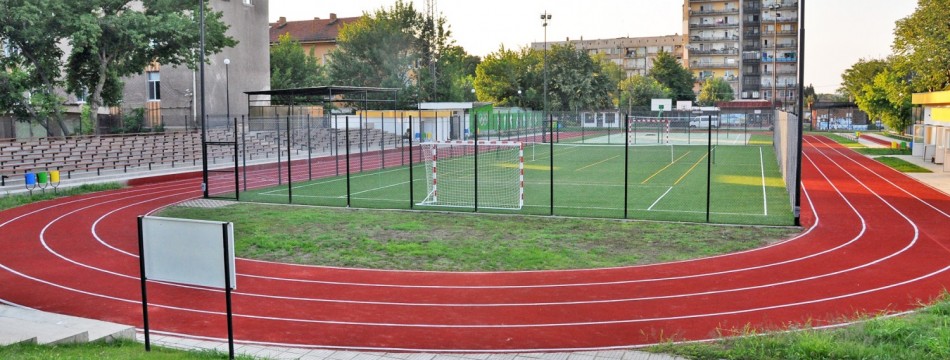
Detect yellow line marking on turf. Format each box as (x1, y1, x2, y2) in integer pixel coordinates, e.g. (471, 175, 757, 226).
(575, 155, 621, 172)
(674, 152, 710, 185)
(640, 151, 692, 184)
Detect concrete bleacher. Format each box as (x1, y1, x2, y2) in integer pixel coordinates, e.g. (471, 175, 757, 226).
(0, 304, 134, 346)
(0, 127, 408, 190)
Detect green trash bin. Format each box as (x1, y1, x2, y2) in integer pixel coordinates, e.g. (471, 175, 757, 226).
(901, 142, 908, 150)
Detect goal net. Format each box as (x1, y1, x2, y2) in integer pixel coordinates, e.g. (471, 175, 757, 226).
(627, 117, 676, 164)
(418, 141, 524, 210)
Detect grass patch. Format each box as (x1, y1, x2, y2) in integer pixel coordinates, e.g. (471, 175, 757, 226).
(874, 156, 932, 173)
(855, 148, 912, 156)
(0, 183, 123, 211)
(0, 339, 252, 359)
(822, 133, 913, 156)
(158, 203, 798, 271)
(649, 294, 950, 360)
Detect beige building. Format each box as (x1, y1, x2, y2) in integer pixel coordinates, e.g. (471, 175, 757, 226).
(531, 35, 685, 78)
(684, 0, 799, 105)
(269, 14, 361, 65)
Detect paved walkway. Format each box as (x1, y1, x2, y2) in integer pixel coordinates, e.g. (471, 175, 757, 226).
(140, 333, 685, 360)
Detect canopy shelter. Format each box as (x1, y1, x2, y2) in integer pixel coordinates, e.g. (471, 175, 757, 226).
(245, 86, 399, 117)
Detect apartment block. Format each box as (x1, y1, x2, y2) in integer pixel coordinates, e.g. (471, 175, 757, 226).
(531, 35, 685, 78)
(684, 0, 798, 106)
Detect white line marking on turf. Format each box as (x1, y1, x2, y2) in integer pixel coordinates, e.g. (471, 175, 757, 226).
(647, 187, 673, 211)
(760, 146, 768, 216)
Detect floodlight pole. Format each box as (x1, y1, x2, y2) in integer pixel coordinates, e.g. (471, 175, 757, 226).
(771, 6, 780, 113)
(199, 0, 209, 198)
(541, 11, 551, 142)
(794, 0, 805, 226)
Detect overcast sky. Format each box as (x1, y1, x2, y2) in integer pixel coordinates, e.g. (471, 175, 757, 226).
(269, 0, 919, 94)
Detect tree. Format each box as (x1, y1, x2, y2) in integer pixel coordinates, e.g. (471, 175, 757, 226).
(67, 1, 236, 134)
(618, 75, 671, 111)
(648, 50, 695, 101)
(803, 83, 816, 111)
(270, 33, 326, 90)
(474, 46, 540, 108)
(839, 58, 888, 100)
(857, 67, 913, 132)
(892, 0, 950, 92)
(0, 0, 72, 135)
(328, 1, 421, 108)
(436, 45, 480, 102)
(697, 77, 735, 106)
(543, 44, 618, 111)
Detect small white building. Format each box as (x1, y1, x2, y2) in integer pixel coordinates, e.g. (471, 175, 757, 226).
(911, 91, 950, 168)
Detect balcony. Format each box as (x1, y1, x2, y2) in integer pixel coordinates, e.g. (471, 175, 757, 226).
(743, 53, 762, 61)
(762, 69, 798, 76)
(762, 29, 798, 36)
(690, 8, 740, 15)
(761, 42, 798, 50)
(690, 34, 740, 42)
(690, 61, 736, 69)
(689, 22, 740, 29)
(762, 81, 798, 88)
(762, 56, 797, 63)
(687, 48, 739, 55)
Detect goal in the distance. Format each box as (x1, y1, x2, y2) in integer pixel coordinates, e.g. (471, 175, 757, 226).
(418, 141, 524, 210)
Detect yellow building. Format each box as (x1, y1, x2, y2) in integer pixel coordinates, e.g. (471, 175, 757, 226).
(269, 14, 361, 65)
(912, 90, 950, 167)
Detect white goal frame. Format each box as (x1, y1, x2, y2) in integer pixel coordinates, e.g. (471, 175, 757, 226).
(628, 118, 674, 163)
(418, 140, 524, 210)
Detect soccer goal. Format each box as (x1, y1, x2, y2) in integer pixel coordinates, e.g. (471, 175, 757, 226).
(628, 117, 676, 163)
(418, 141, 524, 210)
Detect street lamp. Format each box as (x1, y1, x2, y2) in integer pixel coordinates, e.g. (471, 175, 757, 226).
(517, 89, 523, 108)
(223, 58, 231, 128)
(541, 11, 551, 141)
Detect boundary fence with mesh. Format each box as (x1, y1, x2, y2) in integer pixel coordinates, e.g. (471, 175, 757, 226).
(200, 109, 793, 226)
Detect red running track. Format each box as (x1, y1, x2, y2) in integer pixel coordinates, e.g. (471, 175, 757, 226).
(1, 135, 949, 352)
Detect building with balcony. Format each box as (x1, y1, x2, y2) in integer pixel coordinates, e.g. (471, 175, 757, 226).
(530, 35, 685, 78)
(685, 0, 798, 107)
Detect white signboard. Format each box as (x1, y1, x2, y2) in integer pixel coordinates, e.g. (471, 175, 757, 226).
(142, 216, 236, 289)
(651, 99, 673, 112)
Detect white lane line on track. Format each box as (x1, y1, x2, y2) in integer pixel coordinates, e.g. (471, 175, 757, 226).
(3, 259, 947, 329)
(810, 135, 950, 219)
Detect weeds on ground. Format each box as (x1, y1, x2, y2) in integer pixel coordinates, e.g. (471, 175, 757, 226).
(649, 293, 950, 360)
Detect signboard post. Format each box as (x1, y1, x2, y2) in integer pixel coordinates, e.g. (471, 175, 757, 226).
(137, 216, 237, 359)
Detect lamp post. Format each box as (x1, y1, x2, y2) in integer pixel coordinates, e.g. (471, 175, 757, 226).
(199, 0, 208, 198)
(517, 89, 522, 109)
(770, 4, 780, 112)
(541, 11, 551, 142)
(223, 58, 231, 127)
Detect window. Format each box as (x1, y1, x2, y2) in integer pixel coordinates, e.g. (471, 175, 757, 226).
(243, 0, 252, 5)
(147, 71, 161, 101)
